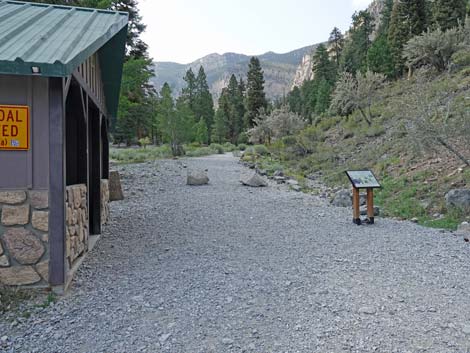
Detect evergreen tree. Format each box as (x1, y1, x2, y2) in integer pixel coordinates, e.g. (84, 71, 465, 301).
(341, 10, 374, 74)
(245, 57, 267, 128)
(388, 0, 428, 74)
(111, 0, 149, 59)
(312, 44, 336, 84)
(194, 66, 215, 141)
(287, 86, 302, 115)
(195, 119, 209, 144)
(367, 36, 395, 77)
(181, 68, 197, 111)
(314, 79, 333, 115)
(433, 0, 467, 30)
(213, 91, 230, 143)
(328, 27, 344, 66)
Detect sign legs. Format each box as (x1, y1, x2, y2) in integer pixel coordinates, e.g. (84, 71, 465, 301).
(367, 188, 375, 224)
(352, 187, 361, 225)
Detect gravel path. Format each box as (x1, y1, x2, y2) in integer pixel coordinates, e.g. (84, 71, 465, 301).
(2, 153, 470, 353)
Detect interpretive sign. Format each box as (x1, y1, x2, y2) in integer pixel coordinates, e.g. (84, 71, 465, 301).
(0, 105, 30, 150)
(346, 170, 381, 226)
(346, 170, 381, 189)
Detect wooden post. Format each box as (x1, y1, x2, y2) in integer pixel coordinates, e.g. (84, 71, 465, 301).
(367, 188, 375, 224)
(352, 187, 361, 225)
(49, 77, 66, 286)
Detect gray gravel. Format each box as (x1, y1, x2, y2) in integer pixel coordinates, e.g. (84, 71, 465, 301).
(2, 153, 470, 353)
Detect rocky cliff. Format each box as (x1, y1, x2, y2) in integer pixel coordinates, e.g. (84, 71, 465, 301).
(290, 0, 386, 90)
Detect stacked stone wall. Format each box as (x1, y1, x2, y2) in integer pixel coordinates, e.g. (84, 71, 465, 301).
(0, 190, 49, 286)
(66, 185, 89, 269)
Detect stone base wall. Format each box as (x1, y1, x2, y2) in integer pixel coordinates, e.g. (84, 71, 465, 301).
(66, 185, 88, 269)
(0, 190, 49, 286)
(101, 179, 110, 225)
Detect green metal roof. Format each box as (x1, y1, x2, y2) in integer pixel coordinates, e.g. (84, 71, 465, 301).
(0, 0, 129, 117)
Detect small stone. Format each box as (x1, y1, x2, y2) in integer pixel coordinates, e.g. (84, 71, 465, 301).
(411, 217, 419, 223)
(358, 306, 376, 315)
(29, 191, 49, 209)
(462, 325, 470, 335)
(0, 266, 41, 285)
(0, 191, 26, 205)
(32, 211, 49, 232)
(222, 338, 234, 345)
(1, 205, 30, 226)
(286, 179, 299, 186)
(0, 255, 9, 267)
(159, 333, 171, 344)
(4, 228, 45, 265)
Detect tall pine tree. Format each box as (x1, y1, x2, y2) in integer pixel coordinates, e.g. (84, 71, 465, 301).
(433, 0, 467, 30)
(194, 66, 215, 141)
(388, 0, 428, 75)
(245, 57, 267, 128)
(328, 27, 344, 66)
(181, 68, 197, 111)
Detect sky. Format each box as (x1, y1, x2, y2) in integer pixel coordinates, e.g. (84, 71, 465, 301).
(139, 0, 374, 64)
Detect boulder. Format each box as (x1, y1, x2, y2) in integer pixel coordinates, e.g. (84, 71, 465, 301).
(109, 170, 124, 201)
(0, 266, 41, 286)
(331, 190, 352, 207)
(187, 170, 209, 186)
(240, 173, 268, 187)
(445, 189, 470, 210)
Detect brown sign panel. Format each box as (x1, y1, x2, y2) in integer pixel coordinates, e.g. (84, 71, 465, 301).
(0, 105, 30, 151)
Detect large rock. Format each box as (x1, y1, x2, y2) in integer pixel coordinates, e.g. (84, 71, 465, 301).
(1, 205, 30, 226)
(0, 266, 41, 286)
(445, 189, 470, 210)
(3, 228, 45, 265)
(240, 173, 268, 187)
(0, 191, 26, 205)
(29, 190, 48, 209)
(331, 190, 352, 207)
(187, 170, 209, 186)
(109, 171, 124, 201)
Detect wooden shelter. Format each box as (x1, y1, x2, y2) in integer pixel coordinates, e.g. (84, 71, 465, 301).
(0, 0, 128, 291)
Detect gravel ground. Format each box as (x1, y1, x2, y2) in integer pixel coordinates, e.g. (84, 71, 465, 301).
(1, 153, 470, 353)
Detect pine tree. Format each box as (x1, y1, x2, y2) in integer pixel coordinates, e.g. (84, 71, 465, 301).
(194, 66, 215, 141)
(388, 0, 428, 75)
(328, 27, 344, 66)
(367, 36, 395, 77)
(245, 57, 267, 128)
(341, 10, 374, 74)
(433, 0, 467, 30)
(111, 0, 149, 59)
(181, 68, 197, 111)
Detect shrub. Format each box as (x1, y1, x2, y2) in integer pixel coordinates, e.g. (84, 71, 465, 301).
(254, 144, 270, 156)
(222, 142, 237, 151)
(209, 143, 225, 154)
(238, 143, 247, 151)
(403, 27, 465, 73)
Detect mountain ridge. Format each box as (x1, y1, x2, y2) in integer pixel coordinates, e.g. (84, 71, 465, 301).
(151, 44, 317, 101)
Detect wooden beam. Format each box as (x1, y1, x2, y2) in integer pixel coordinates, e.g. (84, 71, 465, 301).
(49, 77, 66, 286)
(88, 106, 101, 235)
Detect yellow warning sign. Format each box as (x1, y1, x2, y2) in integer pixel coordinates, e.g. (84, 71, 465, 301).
(0, 105, 30, 151)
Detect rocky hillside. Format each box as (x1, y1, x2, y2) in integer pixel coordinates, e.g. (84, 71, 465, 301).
(151, 45, 316, 101)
